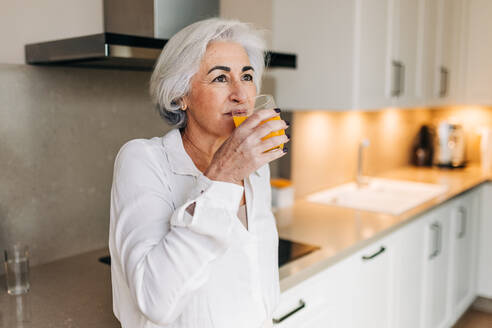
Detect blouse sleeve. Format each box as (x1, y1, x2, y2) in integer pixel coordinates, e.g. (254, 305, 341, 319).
(110, 140, 244, 325)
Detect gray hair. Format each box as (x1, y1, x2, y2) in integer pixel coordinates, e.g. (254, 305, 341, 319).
(150, 18, 267, 128)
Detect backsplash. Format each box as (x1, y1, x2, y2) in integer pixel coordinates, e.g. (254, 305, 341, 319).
(0, 64, 172, 274)
(290, 106, 492, 198)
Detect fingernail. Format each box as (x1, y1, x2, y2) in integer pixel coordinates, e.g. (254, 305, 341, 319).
(274, 108, 281, 113)
(283, 146, 288, 153)
(286, 133, 290, 139)
(285, 120, 290, 127)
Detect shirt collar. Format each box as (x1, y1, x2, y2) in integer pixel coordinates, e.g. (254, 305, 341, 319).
(161, 129, 262, 178)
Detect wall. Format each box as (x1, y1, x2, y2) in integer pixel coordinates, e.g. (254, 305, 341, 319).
(0, 64, 171, 274)
(290, 106, 492, 198)
(0, 0, 104, 64)
(220, 0, 273, 48)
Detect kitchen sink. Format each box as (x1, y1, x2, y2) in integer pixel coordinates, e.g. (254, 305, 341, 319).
(306, 177, 448, 215)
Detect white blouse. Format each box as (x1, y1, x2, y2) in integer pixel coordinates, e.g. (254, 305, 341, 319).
(109, 129, 280, 328)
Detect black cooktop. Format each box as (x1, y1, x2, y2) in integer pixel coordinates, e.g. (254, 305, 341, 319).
(99, 238, 319, 268)
(278, 238, 320, 267)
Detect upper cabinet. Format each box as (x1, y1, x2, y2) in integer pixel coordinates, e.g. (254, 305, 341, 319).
(424, 0, 468, 106)
(270, 0, 426, 110)
(269, 0, 356, 110)
(463, 0, 492, 105)
(269, 0, 485, 111)
(356, 0, 421, 110)
(354, 0, 392, 110)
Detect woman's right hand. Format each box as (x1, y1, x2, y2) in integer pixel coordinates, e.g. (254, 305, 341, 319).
(204, 108, 290, 186)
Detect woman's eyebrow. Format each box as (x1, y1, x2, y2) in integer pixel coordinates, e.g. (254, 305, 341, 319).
(207, 66, 230, 74)
(242, 66, 254, 72)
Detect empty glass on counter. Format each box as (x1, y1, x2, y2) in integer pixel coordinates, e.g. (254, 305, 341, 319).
(4, 244, 30, 295)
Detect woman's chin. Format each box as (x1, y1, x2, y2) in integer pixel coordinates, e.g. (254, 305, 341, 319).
(219, 121, 236, 137)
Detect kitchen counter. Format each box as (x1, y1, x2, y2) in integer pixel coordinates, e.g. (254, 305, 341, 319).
(276, 163, 492, 291)
(0, 164, 490, 327)
(0, 248, 119, 328)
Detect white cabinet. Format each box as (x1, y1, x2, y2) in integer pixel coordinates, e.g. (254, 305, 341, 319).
(447, 190, 480, 324)
(433, 0, 467, 105)
(355, 0, 421, 109)
(433, 0, 456, 104)
(270, 0, 356, 110)
(419, 0, 439, 103)
(418, 0, 467, 106)
(464, 0, 492, 105)
(477, 182, 492, 297)
(421, 204, 451, 328)
(272, 256, 356, 327)
(387, 0, 421, 108)
(351, 235, 396, 328)
(275, 185, 486, 328)
(354, 0, 391, 110)
(392, 218, 427, 328)
(245, 0, 492, 109)
(271, 0, 424, 111)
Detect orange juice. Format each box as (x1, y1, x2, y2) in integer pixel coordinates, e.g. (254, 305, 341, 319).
(233, 115, 285, 151)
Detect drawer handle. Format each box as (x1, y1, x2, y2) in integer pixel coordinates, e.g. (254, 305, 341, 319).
(439, 66, 449, 97)
(272, 299, 306, 324)
(362, 246, 386, 260)
(429, 222, 441, 259)
(458, 206, 467, 239)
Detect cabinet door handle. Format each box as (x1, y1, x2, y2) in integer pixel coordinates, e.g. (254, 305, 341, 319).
(458, 206, 467, 239)
(429, 222, 441, 259)
(399, 62, 405, 96)
(439, 66, 449, 97)
(272, 299, 306, 324)
(391, 61, 402, 97)
(362, 246, 386, 260)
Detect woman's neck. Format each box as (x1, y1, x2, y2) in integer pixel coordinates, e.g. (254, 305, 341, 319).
(180, 127, 226, 173)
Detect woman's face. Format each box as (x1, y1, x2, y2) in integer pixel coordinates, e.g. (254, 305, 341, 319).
(183, 41, 257, 138)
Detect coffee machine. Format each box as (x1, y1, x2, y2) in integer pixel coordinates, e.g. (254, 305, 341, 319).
(433, 120, 466, 168)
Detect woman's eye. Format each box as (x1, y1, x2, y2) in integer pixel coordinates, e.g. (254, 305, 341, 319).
(212, 75, 227, 82)
(242, 74, 253, 81)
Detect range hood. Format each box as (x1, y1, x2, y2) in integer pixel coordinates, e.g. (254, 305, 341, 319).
(25, 0, 296, 71)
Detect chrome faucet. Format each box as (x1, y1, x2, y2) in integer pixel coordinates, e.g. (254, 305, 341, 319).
(356, 138, 370, 188)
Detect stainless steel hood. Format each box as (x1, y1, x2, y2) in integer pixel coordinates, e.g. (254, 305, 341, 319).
(25, 0, 296, 71)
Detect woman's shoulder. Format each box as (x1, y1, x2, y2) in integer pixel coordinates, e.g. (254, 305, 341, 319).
(116, 137, 162, 161)
(114, 134, 172, 177)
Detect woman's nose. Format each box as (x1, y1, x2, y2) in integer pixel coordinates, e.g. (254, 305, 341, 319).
(229, 80, 248, 103)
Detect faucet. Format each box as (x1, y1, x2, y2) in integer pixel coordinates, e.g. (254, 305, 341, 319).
(356, 138, 370, 188)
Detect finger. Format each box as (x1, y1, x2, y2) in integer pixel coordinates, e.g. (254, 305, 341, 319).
(257, 134, 290, 153)
(252, 119, 288, 139)
(240, 108, 281, 129)
(259, 147, 287, 164)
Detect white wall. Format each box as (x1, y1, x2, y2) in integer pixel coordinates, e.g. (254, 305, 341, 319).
(0, 0, 104, 64)
(220, 0, 273, 48)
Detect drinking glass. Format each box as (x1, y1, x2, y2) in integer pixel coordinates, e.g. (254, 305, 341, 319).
(232, 94, 286, 152)
(4, 244, 30, 295)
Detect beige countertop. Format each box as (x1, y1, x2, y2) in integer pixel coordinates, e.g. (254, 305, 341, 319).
(276, 163, 492, 291)
(0, 248, 119, 328)
(0, 164, 490, 327)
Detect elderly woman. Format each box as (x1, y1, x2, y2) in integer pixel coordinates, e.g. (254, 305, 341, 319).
(109, 18, 290, 328)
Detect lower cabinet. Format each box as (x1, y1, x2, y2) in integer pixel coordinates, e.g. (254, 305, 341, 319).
(274, 185, 483, 328)
(272, 256, 356, 327)
(352, 236, 396, 328)
(477, 182, 492, 298)
(447, 190, 479, 325)
(421, 205, 452, 328)
(392, 217, 427, 328)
